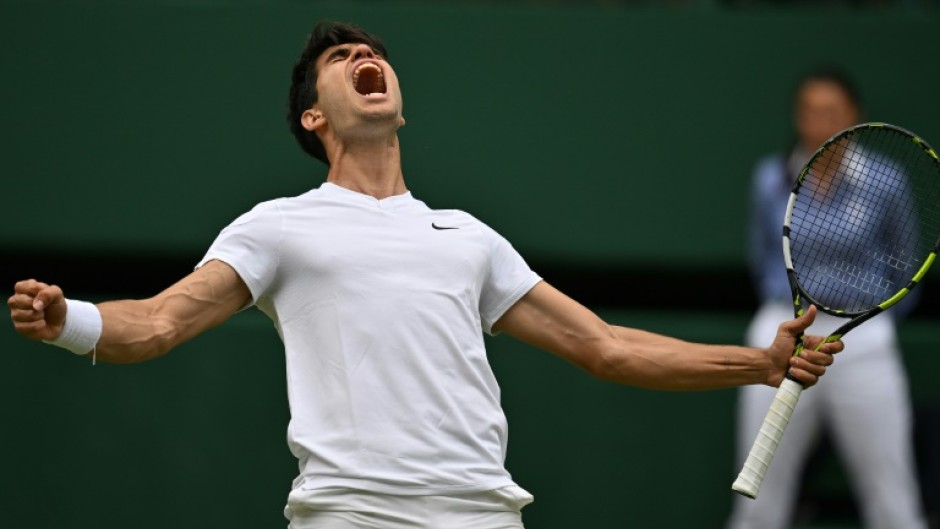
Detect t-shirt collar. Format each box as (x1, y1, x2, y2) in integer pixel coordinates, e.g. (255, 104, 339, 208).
(319, 181, 415, 209)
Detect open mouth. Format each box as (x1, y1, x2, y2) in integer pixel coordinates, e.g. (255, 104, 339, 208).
(353, 63, 387, 96)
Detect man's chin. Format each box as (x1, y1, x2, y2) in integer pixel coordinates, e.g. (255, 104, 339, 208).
(358, 107, 403, 126)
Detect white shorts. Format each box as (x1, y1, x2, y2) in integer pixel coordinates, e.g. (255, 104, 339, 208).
(285, 486, 532, 529)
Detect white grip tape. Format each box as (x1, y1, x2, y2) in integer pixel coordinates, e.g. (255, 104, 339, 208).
(731, 377, 804, 499)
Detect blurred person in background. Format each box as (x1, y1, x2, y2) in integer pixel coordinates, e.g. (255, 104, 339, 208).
(725, 66, 928, 529)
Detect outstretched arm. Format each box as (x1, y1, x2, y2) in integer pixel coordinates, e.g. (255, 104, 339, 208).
(8, 260, 251, 364)
(493, 281, 840, 390)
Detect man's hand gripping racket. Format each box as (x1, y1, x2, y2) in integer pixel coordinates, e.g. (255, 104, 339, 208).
(732, 123, 940, 499)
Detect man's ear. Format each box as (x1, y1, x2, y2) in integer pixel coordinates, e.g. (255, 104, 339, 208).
(301, 107, 326, 132)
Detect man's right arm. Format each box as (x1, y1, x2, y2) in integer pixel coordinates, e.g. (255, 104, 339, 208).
(8, 259, 251, 364)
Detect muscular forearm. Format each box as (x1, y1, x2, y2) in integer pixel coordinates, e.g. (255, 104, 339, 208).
(10, 261, 250, 364)
(95, 269, 247, 363)
(597, 326, 773, 391)
(495, 281, 833, 391)
(93, 298, 182, 364)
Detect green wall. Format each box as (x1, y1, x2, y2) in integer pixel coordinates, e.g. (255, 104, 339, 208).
(2, 309, 938, 528)
(3, 1, 939, 266)
(3, 1, 940, 528)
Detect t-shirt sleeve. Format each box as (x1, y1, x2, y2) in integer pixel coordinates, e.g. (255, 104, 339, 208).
(195, 201, 281, 306)
(478, 224, 542, 335)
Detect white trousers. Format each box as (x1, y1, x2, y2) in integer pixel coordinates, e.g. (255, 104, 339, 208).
(285, 486, 530, 529)
(726, 302, 927, 529)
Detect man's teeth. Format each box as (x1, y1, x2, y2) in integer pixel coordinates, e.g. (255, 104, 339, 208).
(354, 63, 381, 76)
(353, 63, 385, 94)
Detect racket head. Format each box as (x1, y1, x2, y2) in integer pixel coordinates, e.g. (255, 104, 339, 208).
(782, 122, 940, 319)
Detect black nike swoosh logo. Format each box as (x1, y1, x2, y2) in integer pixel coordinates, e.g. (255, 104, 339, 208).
(432, 223, 459, 230)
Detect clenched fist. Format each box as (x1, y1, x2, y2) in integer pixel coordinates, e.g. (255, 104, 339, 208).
(8, 279, 67, 342)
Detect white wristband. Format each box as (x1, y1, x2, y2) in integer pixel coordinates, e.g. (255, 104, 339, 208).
(44, 299, 103, 355)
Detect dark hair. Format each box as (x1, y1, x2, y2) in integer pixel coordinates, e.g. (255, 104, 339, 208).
(794, 65, 863, 113)
(287, 21, 389, 165)
(783, 65, 864, 182)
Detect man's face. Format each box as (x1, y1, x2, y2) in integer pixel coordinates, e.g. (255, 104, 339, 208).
(795, 80, 859, 152)
(308, 42, 404, 139)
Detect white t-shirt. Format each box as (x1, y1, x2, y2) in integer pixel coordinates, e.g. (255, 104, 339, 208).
(198, 182, 541, 496)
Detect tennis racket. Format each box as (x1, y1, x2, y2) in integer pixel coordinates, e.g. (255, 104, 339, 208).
(731, 122, 940, 499)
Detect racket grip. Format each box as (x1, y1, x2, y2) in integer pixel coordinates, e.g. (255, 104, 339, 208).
(731, 377, 804, 499)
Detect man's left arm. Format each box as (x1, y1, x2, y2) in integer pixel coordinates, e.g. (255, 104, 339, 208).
(492, 281, 840, 390)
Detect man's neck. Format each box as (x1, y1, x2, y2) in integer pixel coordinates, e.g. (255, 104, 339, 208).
(325, 137, 406, 200)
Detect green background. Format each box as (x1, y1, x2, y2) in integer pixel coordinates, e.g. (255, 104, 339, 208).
(3, 310, 939, 528)
(3, 0, 939, 265)
(2, 1, 939, 528)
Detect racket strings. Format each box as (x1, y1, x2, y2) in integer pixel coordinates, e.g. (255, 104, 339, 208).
(790, 126, 940, 313)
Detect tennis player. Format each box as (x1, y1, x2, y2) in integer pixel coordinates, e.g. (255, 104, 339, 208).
(8, 21, 842, 529)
